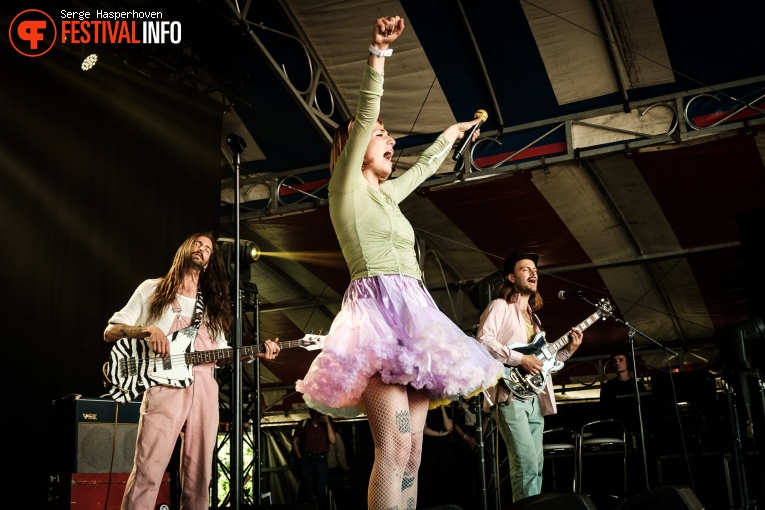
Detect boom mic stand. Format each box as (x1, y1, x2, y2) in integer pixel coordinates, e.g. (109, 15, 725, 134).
(577, 293, 677, 492)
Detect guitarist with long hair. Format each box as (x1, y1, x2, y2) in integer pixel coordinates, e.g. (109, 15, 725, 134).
(476, 252, 583, 502)
(103, 232, 281, 510)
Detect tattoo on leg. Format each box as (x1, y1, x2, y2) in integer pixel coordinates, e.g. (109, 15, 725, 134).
(405, 497, 416, 509)
(395, 410, 411, 433)
(401, 472, 414, 490)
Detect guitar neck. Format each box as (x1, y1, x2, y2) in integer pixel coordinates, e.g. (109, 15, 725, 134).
(185, 338, 308, 365)
(548, 309, 604, 354)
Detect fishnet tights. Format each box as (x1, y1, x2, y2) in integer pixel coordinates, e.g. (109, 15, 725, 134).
(362, 374, 430, 510)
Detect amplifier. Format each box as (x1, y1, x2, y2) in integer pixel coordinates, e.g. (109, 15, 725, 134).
(56, 472, 171, 510)
(51, 396, 142, 474)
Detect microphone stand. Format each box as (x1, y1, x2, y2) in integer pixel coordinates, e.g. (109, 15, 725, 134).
(455, 145, 471, 180)
(577, 294, 677, 492)
(625, 328, 649, 491)
(474, 393, 488, 510)
(250, 288, 264, 507)
(226, 133, 246, 510)
(454, 129, 476, 181)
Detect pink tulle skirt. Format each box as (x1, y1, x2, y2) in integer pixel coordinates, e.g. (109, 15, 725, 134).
(295, 274, 504, 418)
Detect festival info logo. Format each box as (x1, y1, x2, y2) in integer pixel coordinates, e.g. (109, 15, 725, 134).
(9, 8, 181, 58)
(10, 9, 57, 57)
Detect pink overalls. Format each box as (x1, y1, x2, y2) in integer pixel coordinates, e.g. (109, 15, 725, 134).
(121, 296, 221, 510)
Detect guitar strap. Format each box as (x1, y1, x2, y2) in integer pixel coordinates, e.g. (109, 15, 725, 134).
(167, 291, 204, 348)
(531, 311, 542, 330)
(193, 290, 204, 330)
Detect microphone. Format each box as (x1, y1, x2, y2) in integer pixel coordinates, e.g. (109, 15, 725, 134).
(558, 290, 583, 300)
(452, 109, 488, 161)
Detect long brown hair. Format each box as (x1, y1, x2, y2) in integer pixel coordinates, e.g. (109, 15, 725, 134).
(147, 232, 233, 340)
(496, 277, 544, 312)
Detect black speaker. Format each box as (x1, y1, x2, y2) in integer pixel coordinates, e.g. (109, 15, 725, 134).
(468, 272, 503, 312)
(615, 485, 704, 509)
(739, 206, 765, 321)
(655, 450, 732, 508)
(506, 492, 597, 509)
(51, 396, 141, 474)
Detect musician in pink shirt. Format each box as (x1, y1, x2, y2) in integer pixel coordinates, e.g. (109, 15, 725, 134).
(476, 252, 583, 502)
(104, 232, 280, 510)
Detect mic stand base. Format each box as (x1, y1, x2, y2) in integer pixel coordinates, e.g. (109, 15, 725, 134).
(627, 329, 651, 492)
(474, 393, 488, 510)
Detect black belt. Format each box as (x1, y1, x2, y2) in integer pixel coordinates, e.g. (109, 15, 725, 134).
(304, 452, 326, 457)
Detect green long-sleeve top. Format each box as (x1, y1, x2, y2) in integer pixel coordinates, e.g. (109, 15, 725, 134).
(329, 65, 452, 282)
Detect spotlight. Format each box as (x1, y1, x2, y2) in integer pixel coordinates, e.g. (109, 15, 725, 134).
(242, 241, 260, 262)
(81, 53, 98, 71)
(217, 238, 261, 281)
(217, 238, 260, 262)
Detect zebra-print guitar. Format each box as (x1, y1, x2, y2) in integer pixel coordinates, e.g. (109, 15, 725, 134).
(103, 331, 325, 403)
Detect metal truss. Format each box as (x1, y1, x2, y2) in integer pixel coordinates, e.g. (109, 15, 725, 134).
(211, 285, 263, 508)
(221, 0, 350, 143)
(221, 75, 765, 222)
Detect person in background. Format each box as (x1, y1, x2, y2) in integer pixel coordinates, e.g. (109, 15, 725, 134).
(295, 15, 504, 510)
(597, 349, 649, 497)
(292, 409, 336, 510)
(452, 395, 488, 454)
(600, 349, 647, 435)
(476, 252, 583, 502)
(103, 232, 281, 510)
(326, 418, 353, 508)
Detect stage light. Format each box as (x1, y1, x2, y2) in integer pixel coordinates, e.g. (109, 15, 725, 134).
(217, 238, 260, 263)
(217, 238, 261, 283)
(81, 53, 98, 71)
(242, 241, 260, 262)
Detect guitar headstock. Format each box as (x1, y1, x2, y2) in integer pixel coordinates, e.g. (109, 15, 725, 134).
(298, 334, 326, 351)
(598, 298, 613, 317)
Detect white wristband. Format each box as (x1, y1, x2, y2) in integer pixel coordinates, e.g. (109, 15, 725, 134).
(369, 44, 392, 57)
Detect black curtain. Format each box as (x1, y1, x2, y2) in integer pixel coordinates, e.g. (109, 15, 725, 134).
(1, 11, 222, 505)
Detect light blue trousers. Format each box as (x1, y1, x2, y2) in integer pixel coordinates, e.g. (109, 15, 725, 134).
(493, 397, 545, 502)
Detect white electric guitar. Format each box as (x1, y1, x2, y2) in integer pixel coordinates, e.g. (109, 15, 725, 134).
(103, 332, 325, 403)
